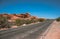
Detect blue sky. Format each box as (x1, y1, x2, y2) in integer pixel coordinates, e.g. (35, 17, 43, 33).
(0, 0, 60, 19)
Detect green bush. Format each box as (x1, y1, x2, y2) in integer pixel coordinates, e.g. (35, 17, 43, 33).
(15, 19, 26, 26)
(38, 18, 45, 22)
(25, 19, 38, 24)
(0, 16, 11, 28)
(25, 20, 31, 24)
(56, 17, 60, 21)
(25, 20, 33, 24)
(15, 19, 39, 26)
(15, 19, 32, 25)
(15, 19, 38, 26)
(31, 19, 38, 23)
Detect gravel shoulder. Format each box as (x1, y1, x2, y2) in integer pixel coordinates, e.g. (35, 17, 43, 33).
(43, 21, 60, 39)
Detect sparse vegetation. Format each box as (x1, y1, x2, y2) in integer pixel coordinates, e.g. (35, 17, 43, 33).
(38, 18, 45, 22)
(15, 19, 25, 26)
(15, 19, 39, 26)
(25, 20, 32, 24)
(56, 17, 60, 22)
(0, 16, 11, 29)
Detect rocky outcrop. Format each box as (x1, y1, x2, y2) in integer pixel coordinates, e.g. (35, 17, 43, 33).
(0, 13, 38, 20)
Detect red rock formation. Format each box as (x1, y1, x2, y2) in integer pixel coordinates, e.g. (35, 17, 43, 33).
(0, 13, 38, 20)
(17, 14, 25, 18)
(24, 13, 31, 18)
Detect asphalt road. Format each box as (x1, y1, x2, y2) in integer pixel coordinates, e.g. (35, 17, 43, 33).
(0, 20, 54, 39)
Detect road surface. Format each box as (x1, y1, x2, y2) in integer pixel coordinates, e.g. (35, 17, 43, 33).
(0, 20, 54, 39)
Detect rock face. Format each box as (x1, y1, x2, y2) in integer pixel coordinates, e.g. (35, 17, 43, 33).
(0, 13, 38, 20)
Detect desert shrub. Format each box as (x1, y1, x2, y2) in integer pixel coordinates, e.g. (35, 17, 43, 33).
(25, 19, 38, 24)
(15, 19, 37, 26)
(15, 19, 39, 26)
(25, 20, 32, 24)
(0, 16, 11, 28)
(56, 17, 60, 21)
(38, 18, 45, 22)
(15, 19, 26, 26)
(31, 19, 38, 23)
(6, 16, 11, 19)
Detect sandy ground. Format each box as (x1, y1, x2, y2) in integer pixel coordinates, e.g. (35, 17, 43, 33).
(40, 21, 60, 39)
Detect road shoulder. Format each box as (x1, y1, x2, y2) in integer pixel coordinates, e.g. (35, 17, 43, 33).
(40, 21, 60, 39)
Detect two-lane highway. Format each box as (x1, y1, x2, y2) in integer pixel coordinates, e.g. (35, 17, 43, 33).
(0, 20, 54, 39)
